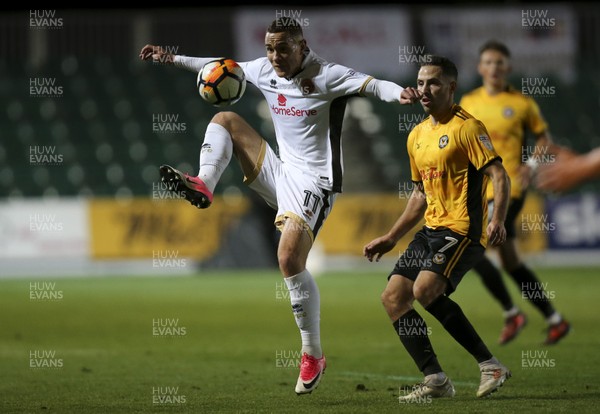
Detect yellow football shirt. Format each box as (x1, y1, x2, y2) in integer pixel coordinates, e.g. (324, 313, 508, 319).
(407, 105, 501, 247)
(459, 86, 547, 200)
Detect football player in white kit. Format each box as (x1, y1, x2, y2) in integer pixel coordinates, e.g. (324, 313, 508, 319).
(140, 17, 421, 395)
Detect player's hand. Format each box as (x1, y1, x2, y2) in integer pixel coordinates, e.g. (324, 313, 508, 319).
(139, 44, 174, 64)
(363, 235, 397, 262)
(486, 220, 506, 246)
(400, 87, 422, 105)
(550, 144, 578, 160)
(535, 147, 581, 192)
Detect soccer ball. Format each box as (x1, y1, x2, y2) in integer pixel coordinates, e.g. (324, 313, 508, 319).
(197, 58, 246, 107)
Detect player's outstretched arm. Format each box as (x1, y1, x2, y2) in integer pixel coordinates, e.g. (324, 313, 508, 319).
(139, 44, 216, 73)
(399, 87, 422, 105)
(536, 147, 600, 192)
(361, 79, 422, 105)
(139, 44, 174, 64)
(363, 185, 427, 262)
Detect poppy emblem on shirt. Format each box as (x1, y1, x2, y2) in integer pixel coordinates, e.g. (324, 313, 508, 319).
(277, 94, 287, 106)
(439, 135, 449, 149)
(503, 107, 514, 118)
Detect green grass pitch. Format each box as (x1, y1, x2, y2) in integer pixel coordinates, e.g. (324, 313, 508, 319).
(1, 266, 599, 413)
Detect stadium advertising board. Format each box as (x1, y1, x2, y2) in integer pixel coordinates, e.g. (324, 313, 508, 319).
(89, 197, 249, 259)
(545, 193, 600, 249)
(234, 7, 413, 80)
(0, 199, 88, 258)
(318, 193, 547, 256)
(423, 5, 576, 85)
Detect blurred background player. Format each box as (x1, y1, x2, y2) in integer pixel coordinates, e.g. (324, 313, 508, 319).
(536, 147, 600, 192)
(364, 56, 511, 400)
(459, 40, 571, 345)
(140, 17, 420, 395)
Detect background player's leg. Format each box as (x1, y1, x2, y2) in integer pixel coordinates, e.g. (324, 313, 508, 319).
(499, 240, 570, 344)
(473, 254, 527, 344)
(473, 255, 515, 312)
(499, 240, 557, 318)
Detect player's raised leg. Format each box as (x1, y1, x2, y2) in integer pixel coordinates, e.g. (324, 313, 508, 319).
(278, 219, 326, 395)
(160, 111, 264, 208)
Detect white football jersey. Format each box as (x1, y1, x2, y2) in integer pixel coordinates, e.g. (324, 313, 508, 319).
(239, 49, 375, 193)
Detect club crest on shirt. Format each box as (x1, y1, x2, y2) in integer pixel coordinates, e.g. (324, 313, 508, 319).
(478, 134, 494, 151)
(277, 94, 287, 106)
(503, 107, 514, 118)
(433, 253, 446, 264)
(438, 135, 449, 149)
(300, 78, 315, 95)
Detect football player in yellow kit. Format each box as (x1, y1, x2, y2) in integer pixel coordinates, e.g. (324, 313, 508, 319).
(459, 40, 570, 346)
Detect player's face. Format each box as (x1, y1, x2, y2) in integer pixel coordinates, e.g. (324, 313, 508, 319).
(265, 32, 306, 78)
(417, 65, 456, 115)
(478, 49, 511, 87)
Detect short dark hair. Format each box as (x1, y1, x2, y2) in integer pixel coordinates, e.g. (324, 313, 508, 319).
(267, 18, 304, 39)
(420, 55, 458, 81)
(479, 40, 511, 58)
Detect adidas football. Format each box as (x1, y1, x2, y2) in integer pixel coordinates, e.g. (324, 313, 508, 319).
(197, 58, 246, 107)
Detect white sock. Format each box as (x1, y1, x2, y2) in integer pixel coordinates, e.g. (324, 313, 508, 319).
(547, 312, 562, 325)
(284, 269, 322, 358)
(479, 356, 500, 369)
(425, 372, 447, 386)
(197, 123, 232, 193)
(503, 306, 520, 319)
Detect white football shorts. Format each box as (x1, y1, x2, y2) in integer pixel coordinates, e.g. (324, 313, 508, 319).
(244, 140, 337, 241)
